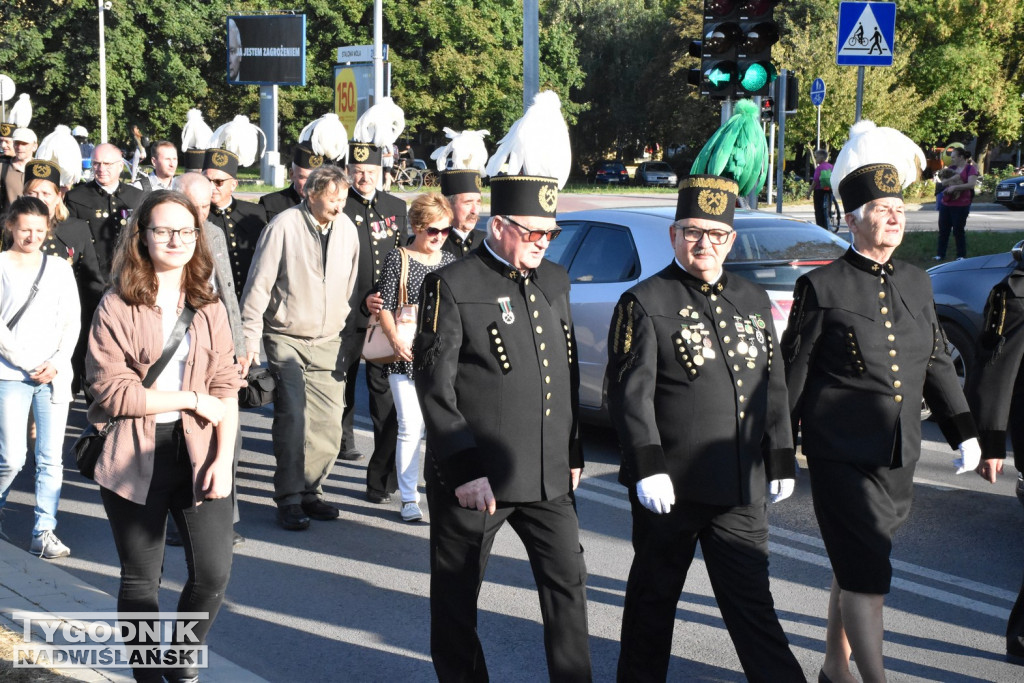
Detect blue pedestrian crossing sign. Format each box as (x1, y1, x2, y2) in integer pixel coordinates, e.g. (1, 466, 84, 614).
(836, 2, 896, 67)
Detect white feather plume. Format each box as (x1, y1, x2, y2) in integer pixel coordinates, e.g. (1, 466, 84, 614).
(208, 115, 266, 167)
(181, 108, 214, 152)
(485, 90, 571, 189)
(35, 125, 83, 187)
(430, 128, 490, 175)
(832, 119, 926, 191)
(8, 94, 32, 128)
(299, 113, 349, 163)
(352, 97, 405, 148)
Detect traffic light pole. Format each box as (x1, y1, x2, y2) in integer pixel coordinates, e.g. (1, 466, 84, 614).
(855, 66, 864, 122)
(775, 69, 788, 213)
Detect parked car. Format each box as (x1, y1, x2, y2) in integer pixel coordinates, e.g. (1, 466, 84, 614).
(995, 176, 1024, 210)
(548, 207, 849, 420)
(634, 161, 678, 187)
(926, 240, 1024, 414)
(590, 161, 630, 185)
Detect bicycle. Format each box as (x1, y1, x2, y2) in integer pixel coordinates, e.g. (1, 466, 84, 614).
(393, 165, 423, 191)
(825, 189, 842, 233)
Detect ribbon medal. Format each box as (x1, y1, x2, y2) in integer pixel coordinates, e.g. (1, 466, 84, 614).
(498, 297, 515, 325)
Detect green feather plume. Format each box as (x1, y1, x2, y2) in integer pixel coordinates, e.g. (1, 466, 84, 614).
(690, 99, 768, 197)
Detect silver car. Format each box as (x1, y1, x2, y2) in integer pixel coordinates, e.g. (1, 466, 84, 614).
(548, 207, 849, 420)
(634, 162, 678, 187)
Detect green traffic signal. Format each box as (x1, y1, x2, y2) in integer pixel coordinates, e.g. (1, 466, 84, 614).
(706, 62, 738, 91)
(739, 61, 776, 93)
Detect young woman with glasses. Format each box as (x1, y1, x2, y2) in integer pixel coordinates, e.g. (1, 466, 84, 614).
(85, 190, 242, 683)
(374, 193, 456, 522)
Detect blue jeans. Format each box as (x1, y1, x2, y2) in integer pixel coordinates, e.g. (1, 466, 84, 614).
(0, 379, 70, 534)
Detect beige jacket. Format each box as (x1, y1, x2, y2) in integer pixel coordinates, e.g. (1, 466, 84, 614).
(240, 202, 359, 351)
(86, 292, 243, 505)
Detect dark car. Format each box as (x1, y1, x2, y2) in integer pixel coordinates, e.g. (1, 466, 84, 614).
(591, 161, 629, 185)
(634, 161, 678, 187)
(927, 239, 1024, 395)
(995, 176, 1024, 210)
(548, 207, 849, 419)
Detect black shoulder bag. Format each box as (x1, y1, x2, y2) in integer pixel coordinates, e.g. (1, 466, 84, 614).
(3, 256, 47, 329)
(73, 304, 196, 480)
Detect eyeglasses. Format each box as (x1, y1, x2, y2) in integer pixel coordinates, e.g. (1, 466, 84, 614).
(679, 227, 733, 245)
(209, 178, 234, 187)
(424, 226, 451, 236)
(145, 227, 199, 244)
(93, 160, 122, 168)
(503, 216, 562, 243)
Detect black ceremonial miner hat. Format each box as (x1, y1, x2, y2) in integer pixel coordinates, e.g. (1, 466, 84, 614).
(293, 143, 325, 170)
(24, 159, 61, 189)
(0, 122, 13, 138)
(440, 169, 482, 196)
(349, 142, 382, 166)
(837, 162, 902, 214)
(489, 175, 559, 218)
(202, 148, 239, 178)
(182, 149, 206, 171)
(675, 174, 738, 225)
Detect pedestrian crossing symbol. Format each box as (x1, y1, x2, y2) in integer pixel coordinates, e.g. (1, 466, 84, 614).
(836, 2, 896, 67)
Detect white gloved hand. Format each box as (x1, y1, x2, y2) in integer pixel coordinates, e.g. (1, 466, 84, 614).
(954, 437, 982, 474)
(768, 478, 795, 504)
(636, 473, 675, 514)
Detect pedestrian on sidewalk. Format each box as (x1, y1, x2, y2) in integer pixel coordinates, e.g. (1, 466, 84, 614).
(935, 147, 979, 261)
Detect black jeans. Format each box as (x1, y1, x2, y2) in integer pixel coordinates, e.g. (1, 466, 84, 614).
(101, 422, 234, 682)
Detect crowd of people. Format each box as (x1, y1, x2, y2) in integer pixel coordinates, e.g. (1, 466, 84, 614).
(0, 94, 1022, 683)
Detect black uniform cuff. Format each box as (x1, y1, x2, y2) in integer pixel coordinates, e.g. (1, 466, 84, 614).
(443, 446, 488, 490)
(569, 439, 584, 470)
(765, 448, 797, 481)
(978, 430, 1008, 460)
(630, 444, 666, 481)
(937, 411, 979, 449)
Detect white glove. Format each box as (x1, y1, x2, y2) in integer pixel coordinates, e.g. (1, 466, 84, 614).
(636, 474, 675, 514)
(768, 478, 795, 504)
(954, 437, 982, 474)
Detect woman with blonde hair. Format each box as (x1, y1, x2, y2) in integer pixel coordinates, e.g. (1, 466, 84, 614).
(86, 190, 242, 683)
(375, 193, 455, 522)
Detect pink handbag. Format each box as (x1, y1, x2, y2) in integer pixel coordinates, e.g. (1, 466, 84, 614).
(361, 249, 417, 363)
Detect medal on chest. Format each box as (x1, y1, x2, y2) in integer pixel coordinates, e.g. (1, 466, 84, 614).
(498, 296, 515, 325)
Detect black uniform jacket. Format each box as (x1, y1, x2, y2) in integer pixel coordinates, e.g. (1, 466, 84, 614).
(413, 246, 583, 503)
(966, 264, 1024, 462)
(342, 188, 407, 332)
(44, 218, 106, 312)
(607, 263, 794, 507)
(441, 229, 478, 259)
(64, 180, 145, 276)
(783, 248, 976, 468)
(208, 198, 268, 298)
(258, 184, 301, 223)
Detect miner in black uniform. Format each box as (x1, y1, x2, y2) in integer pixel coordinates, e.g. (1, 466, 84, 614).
(18, 159, 105, 394)
(607, 175, 803, 683)
(783, 161, 981, 683)
(339, 141, 409, 494)
(258, 144, 322, 222)
(439, 169, 482, 258)
(64, 142, 145, 278)
(203, 147, 268, 298)
(966, 253, 1024, 665)
(414, 171, 590, 682)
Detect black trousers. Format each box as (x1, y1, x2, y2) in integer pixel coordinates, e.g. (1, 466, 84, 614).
(1005, 396, 1024, 655)
(101, 422, 234, 682)
(617, 493, 803, 683)
(426, 475, 591, 683)
(341, 331, 398, 495)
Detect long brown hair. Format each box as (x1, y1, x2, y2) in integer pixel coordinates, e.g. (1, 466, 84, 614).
(111, 190, 218, 308)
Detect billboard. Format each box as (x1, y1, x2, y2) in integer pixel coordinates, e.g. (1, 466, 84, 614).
(227, 15, 306, 86)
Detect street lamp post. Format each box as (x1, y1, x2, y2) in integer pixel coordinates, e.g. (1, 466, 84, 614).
(98, 0, 109, 143)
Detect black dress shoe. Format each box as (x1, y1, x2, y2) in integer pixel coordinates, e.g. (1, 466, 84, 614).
(166, 527, 183, 547)
(365, 489, 392, 504)
(338, 448, 364, 461)
(276, 504, 310, 530)
(232, 531, 245, 547)
(302, 499, 341, 520)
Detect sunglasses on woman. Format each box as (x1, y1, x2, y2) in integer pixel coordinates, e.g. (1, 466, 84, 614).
(425, 226, 452, 236)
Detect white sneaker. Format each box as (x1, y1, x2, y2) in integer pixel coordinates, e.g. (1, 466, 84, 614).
(30, 531, 71, 559)
(400, 502, 423, 523)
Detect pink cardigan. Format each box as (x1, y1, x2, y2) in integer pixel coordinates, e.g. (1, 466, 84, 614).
(86, 292, 243, 505)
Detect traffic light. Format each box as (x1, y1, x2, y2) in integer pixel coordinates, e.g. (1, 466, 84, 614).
(692, 0, 780, 99)
(736, 0, 780, 96)
(761, 97, 775, 122)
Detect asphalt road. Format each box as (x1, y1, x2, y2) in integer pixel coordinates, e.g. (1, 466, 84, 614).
(2, 375, 1022, 682)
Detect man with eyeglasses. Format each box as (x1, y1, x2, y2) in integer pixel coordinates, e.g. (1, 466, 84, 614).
(339, 141, 409, 484)
(65, 142, 145, 276)
(607, 175, 803, 682)
(203, 148, 268, 298)
(439, 169, 483, 259)
(414, 172, 591, 682)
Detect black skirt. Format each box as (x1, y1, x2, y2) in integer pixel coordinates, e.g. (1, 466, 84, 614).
(807, 456, 915, 594)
